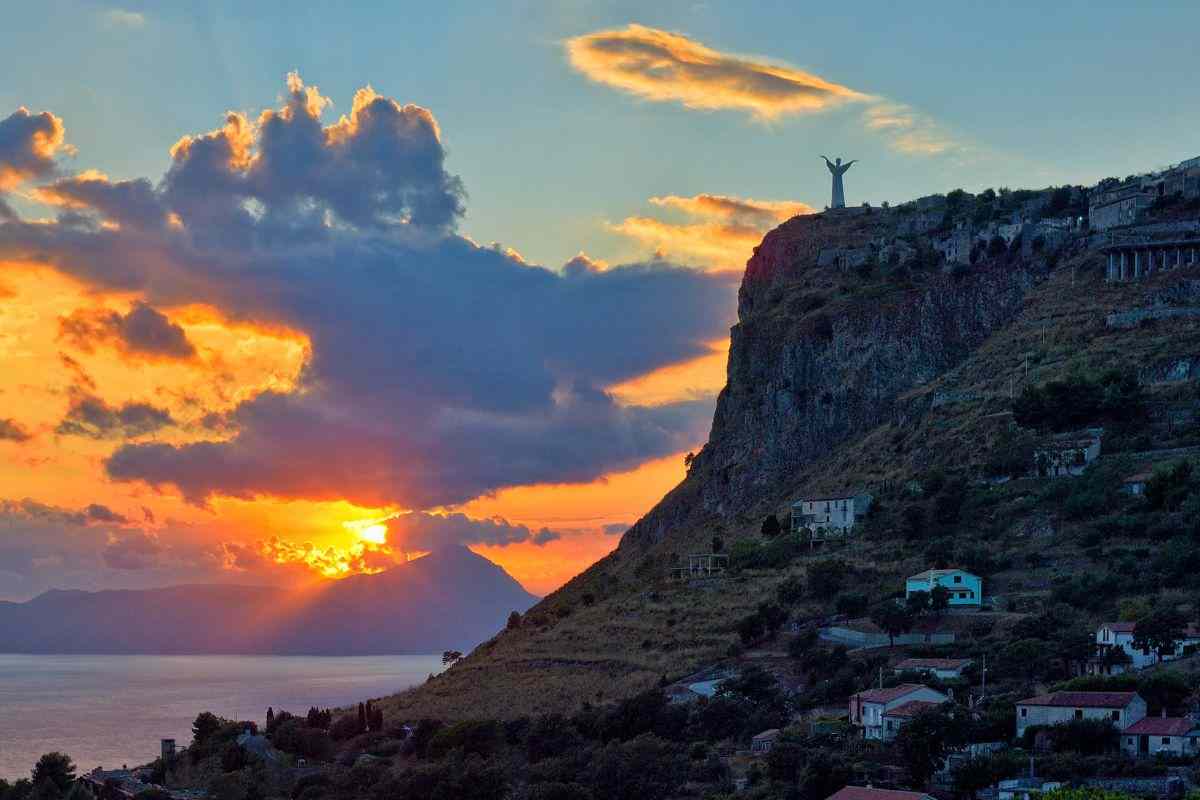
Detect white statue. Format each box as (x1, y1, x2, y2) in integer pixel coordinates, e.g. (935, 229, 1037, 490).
(821, 156, 857, 209)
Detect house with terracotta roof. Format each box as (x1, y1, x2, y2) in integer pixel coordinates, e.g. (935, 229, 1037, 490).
(1089, 621, 1200, 674)
(826, 787, 934, 800)
(881, 700, 942, 740)
(893, 657, 973, 680)
(849, 683, 949, 740)
(906, 568, 982, 608)
(1015, 691, 1146, 738)
(1120, 714, 1200, 757)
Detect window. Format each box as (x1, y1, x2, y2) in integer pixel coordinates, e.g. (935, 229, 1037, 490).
(1074, 710, 1083, 720)
(1111, 711, 1120, 721)
(1020, 708, 1027, 718)
(1128, 738, 1134, 745)
(953, 575, 962, 583)
(1163, 737, 1172, 745)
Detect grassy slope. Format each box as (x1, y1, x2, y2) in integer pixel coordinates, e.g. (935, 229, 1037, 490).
(380, 241, 1200, 722)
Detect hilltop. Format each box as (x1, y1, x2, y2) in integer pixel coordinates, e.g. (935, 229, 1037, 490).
(382, 184, 1200, 721)
(0, 545, 537, 654)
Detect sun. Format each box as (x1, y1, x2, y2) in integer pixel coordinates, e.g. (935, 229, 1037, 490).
(359, 523, 389, 544)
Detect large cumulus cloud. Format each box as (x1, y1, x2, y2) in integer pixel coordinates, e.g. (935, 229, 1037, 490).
(0, 74, 736, 511)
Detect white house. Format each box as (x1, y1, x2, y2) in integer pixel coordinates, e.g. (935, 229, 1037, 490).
(1089, 621, 1200, 674)
(1033, 428, 1103, 478)
(906, 569, 982, 608)
(791, 494, 873, 539)
(1015, 691, 1146, 738)
(1121, 716, 1200, 757)
(849, 684, 949, 740)
(893, 658, 973, 680)
(997, 778, 1064, 800)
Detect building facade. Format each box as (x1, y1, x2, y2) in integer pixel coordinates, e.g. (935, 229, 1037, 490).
(1015, 691, 1146, 738)
(791, 494, 873, 538)
(849, 684, 949, 740)
(893, 658, 973, 680)
(1121, 716, 1200, 757)
(906, 569, 982, 608)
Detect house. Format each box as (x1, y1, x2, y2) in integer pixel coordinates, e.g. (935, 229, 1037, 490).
(1121, 715, 1200, 757)
(826, 787, 935, 800)
(849, 684, 949, 740)
(935, 226, 974, 265)
(1033, 428, 1103, 478)
(1089, 621, 1200, 674)
(893, 657, 973, 680)
(1122, 472, 1153, 496)
(881, 700, 942, 740)
(666, 685, 702, 705)
(1015, 691, 1146, 738)
(751, 728, 781, 755)
(1090, 182, 1155, 231)
(671, 553, 730, 581)
(791, 494, 873, 540)
(906, 568, 982, 608)
(997, 778, 1064, 800)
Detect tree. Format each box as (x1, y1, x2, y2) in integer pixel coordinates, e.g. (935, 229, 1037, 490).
(952, 755, 1000, 800)
(870, 602, 913, 647)
(1132, 606, 1186, 663)
(711, 536, 724, 554)
(265, 707, 274, 731)
(31, 755, 75, 796)
(506, 611, 522, 630)
(895, 705, 965, 788)
(777, 576, 805, 606)
(191, 712, 222, 748)
(357, 702, 367, 734)
(442, 650, 463, 666)
(761, 514, 782, 538)
(906, 590, 931, 616)
(930, 585, 951, 616)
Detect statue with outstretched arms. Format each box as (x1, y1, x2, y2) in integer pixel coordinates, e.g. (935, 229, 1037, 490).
(821, 155, 857, 209)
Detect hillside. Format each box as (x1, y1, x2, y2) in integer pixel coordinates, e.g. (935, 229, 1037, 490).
(0, 546, 537, 654)
(383, 191, 1200, 721)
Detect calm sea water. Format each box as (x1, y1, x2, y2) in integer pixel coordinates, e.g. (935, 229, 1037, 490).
(0, 654, 444, 780)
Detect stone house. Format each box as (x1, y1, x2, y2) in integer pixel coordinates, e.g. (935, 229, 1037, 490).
(893, 657, 973, 680)
(1090, 182, 1155, 231)
(791, 494, 873, 540)
(905, 568, 982, 608)
(1121, 715, 1200, 757)
(1033, 428, 1103, 477)
(849, 684, 949, 740)
(934, 226, 974, 265)
(750, 728, 781, 755)
(1122, 472, 1153, 496)
(1015, 691, 1146, 738)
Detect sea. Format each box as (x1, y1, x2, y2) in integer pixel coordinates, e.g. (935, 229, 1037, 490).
(0, 653, 444, 781)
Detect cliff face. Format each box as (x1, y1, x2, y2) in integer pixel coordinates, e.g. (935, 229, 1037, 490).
(625, 211, 1038, 545)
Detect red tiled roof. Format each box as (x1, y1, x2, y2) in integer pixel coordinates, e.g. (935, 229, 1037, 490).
(884, 700, 941, 719)
(1017, 691, 1139, 709)
(1125, 717, 1197, 736)
(852, 684, 930, 704)
(895, 658, 972, 671)
(827, 787, 932, 800)
(1102, 621, 1138, 633)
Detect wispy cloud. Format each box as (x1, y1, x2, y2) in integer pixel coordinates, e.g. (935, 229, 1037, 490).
(101, 9, 146, 29)
(566, 24, 964, 157)
(566, 24, 869, 121)
(610, 193, 813, 270)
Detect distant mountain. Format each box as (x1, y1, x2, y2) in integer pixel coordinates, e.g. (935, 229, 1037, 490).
(0, 546, 538, 655)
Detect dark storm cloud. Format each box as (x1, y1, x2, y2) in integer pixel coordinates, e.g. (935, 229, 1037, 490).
(0, 107, 67, 188)
(386, 512, 563, 552)
(0, 74, 736, 510)
(56, 393, 174, 439)
(0, 417, 31, 442)
(59, 301, 196, 359)
(1, 498, 126, 528)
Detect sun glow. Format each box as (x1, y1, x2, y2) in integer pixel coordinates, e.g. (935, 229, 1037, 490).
(360, 523, 389, 544)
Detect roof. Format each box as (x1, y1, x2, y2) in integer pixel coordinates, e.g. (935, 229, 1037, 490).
(827, 787, 932, 800)
(852, 684, 931, 704)
(895, 658, 972, 671)
(1125, 717, 1198, 736)
(1101, 621, 1138, 633)
(908, 568, 977, 582)
(752, 728, 782, 740)
(1123, 472, 1154, 483)
(1016, 691, 1140, 709)
(793, 495, 863, 505)
(884, 700, 941, 719)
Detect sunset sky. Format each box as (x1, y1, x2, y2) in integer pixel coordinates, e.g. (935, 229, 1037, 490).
(2, 1, 1198, 599)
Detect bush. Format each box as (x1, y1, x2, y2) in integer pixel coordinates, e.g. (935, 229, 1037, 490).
(271, 718, 332, 760)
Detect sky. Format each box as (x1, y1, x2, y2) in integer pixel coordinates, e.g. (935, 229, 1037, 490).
(1, 0, 1198, 600)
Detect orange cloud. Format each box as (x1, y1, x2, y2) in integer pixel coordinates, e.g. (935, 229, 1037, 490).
(0, 107, 69, 190)
(566, 24, 869, 120)
(610, 193, 812, 270)
(608, 337, 729, 407)
(863, 103, 962, 156)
